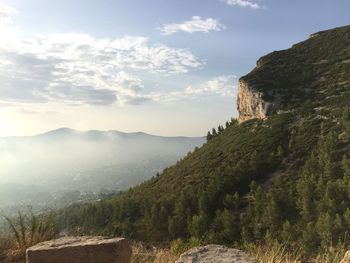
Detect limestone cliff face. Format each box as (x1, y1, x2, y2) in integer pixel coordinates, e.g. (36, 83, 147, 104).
(237, 79, 272, 123)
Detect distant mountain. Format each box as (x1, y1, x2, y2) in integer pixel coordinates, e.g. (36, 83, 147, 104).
(58, 25, 350, 257)
(0, 128, 204, 208)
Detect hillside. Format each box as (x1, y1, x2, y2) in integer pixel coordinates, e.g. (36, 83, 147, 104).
(0, 128, 204, 211)
(58, 25, 350, 257)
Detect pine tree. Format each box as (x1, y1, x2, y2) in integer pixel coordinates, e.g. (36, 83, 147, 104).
(342, 107, 350, 122)
(189, 212, 209, 239)
(281, 220, 293, 242)
(302, 223, 319, 254)
(316, 212, 333, 249)
(230, 118, 238, 126)
(296, 150, 320, 222)
(342, 155, 350, 179)
(343, 208, 350, 229)
(207, 131, 213, 141)
(218, 209, 239, 243)
(276, 145, 284, 158)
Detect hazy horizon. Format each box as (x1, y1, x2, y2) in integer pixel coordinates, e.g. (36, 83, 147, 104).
(0, 127, 205, 211)
(0, 127, 207, 138)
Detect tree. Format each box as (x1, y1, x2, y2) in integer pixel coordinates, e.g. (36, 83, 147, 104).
(220, 209, 239, 243)
(315, 212, 333, 245)
(342, 107, 350, 122)
(281, 220, 293, 242)
(189, 213, 209, 239)
(301, 223, 319, 254)
(343, 209, 350, 229)
(168, 216, 180, 238)
(230, 118, 238, 126)
(223, 193, 240, 210)
(206, 131, 213, 141)
(342, 155, 350, 179)
(276, 145, 284, 158)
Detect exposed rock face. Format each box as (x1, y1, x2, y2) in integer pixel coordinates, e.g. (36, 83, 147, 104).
(237, 79, 272, 123)
(341, 251, 350, 263)
(175, 245, 258, 263)
(26, 236, 131, 263)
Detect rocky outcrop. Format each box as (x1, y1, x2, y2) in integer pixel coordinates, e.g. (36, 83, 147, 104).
(175, 245, 258, 263)
(237, 79, 272, 123)
(341, 251, 350, 263)
(26, 236, 131, 263)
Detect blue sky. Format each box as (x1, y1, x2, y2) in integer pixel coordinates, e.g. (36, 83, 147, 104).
(0, 0, 349, 136)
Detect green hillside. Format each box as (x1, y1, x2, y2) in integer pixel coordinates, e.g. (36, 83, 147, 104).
(58, 25, 350, 258)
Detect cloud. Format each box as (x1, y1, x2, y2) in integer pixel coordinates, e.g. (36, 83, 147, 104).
(185, 75, 237, 97)
(0, 10, 230, 108)
(0, 33, 203, 106)
(15, 108, 39, 115)
(45, 83, 117, 106)
(150, 75, 237, 102)
(160, 16, 226, 35)
(0, 5, 18, 24)
(224, 0, 260, 9)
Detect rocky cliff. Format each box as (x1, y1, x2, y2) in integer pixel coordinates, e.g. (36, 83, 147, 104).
(237, 25, 350, 122)
(237, 79, 272, 123)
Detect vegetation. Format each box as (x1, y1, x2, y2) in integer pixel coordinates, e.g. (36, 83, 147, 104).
(132, 241, 348, 263)
(1, 210, 58, 262)
(0, 25, 346, 262)
(131, 242, 179, 263)
(54, 25, 350, 260)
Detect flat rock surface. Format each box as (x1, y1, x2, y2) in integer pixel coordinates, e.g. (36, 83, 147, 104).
(176, 245, 258, 263)
(26, 236, 131, 263)
(341, 251, 350, 263)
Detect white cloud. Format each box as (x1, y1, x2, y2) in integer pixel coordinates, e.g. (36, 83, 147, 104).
(0, 5, 18, 24)
(224, 0, 260, 9)
(0, 33, 203, 106)
(185, 75, 237, 97)
(0, 10, 231, 108)
(160, 16, 226, 35)
(2, 34, 202, 75)
(150, 75, 237, 102)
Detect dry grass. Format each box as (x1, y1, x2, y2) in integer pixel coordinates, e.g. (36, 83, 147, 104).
(131, 241, 348, 263)
(0, 217, 348, 263)
(0, 235, 16, 262)
(131, 242, 178, 263)
(246, 243, 302, 263)
(0, 237, 347, 263)
(246, 243, 348, 263)
(312, 248, 347, 263)
(4, 211, 57, 249)
(1, 211, 57, 263)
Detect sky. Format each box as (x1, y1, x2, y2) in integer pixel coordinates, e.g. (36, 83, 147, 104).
(0, 0, 349, 137)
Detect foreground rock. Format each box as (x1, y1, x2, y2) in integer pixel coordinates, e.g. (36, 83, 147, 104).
(26, 236, 131, 263)
(176, 245, 258, 263)
(341, 251, 350, 263)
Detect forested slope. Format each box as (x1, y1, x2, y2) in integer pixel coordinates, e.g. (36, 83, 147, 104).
(58, 25, 350, 257)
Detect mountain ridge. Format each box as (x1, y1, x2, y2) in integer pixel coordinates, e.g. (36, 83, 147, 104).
(0, 127, 205, 212)
(1, 127, 205, 140)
